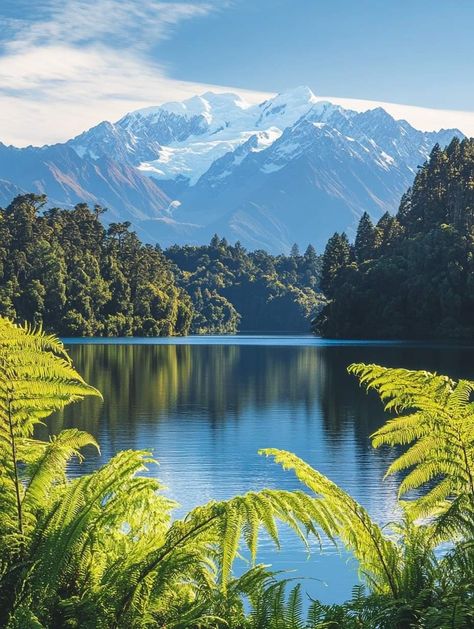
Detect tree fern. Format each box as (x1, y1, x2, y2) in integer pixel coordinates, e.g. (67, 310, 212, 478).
(349, 363, 474, 539)
(3, 323, 474, 627)
(0, 318, 100, 540)
(0, 316, 343, 628)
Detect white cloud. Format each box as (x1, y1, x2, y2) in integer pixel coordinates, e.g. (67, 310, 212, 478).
(319, 95, 474, 137)
(0, 0, 473, 147)
(0, 42, 269, 146)
(0, 0, 270, 146)
(5, 0, 214, 49)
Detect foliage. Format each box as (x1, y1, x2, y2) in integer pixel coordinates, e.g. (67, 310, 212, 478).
(0, 195, 193, 337)
(348, 363, 474, 540)
(319, 232, 352, 298)
(0, 316, 331, 628)
(259, 360, 474, 627)
(166, 237, 323, 333)
(1, 318, 474, 626)
(314, 137, 474, 338)
(0, 195, 323, 336)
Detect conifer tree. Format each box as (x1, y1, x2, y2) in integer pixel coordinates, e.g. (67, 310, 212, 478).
(354, 212, 376, 262)
(315, 137, 474, 339)
(375, 212, 402, 254)
(304, 244, 317, 262)
(320, 232, 351, 297)
(290, 243, 300, 257)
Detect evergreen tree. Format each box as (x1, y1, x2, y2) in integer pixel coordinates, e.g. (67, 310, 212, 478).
(320, 232, 351, 297)
(0, 196, 193, 337)
(0, 195, 324, 336)
(304, 244, 317, 263)
(375, 212, 402, 254)
(166, 236, 324, 333)
(354, 212, 376, 262)
(290, 243, 300, 257)
(315, 137, 474, 339)
(301, 244, 320, 288)
(210, 233, 220, 248)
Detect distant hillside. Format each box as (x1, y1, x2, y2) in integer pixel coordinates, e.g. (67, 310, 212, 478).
(314, 137, 474, 339)
(0, 87, 463, 253)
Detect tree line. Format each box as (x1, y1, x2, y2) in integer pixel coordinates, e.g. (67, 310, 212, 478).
(167, 238, 322, 333)
(315, 137, 474, 339)
(0, 194, 322, 336)
(0, 195, 193, 336)
(4, 136, 474, 340)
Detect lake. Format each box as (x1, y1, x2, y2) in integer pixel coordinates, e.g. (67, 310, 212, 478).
(45, 335, 474, 604)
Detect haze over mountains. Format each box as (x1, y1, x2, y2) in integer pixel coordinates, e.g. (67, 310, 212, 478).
(0, 87, 463, 252)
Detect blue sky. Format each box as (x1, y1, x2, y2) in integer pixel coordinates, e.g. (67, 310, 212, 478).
(1, 0, 474, 145)
(155, 0, 474, 110)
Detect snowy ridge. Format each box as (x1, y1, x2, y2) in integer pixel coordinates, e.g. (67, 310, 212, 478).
(0, 85, 462, 253)
(70, 87, 346, 184)
(69, 86, 460, 192)
(130, 88, 329, 184)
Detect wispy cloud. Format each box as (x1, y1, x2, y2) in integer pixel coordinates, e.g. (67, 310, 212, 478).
(5, 0, 215, 51)
(317, 96, 474, 137)
(0, 0, 266, 146)
(1, 0, 473, 147)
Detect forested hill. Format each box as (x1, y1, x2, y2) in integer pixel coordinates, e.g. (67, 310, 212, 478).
(0, 194, 322, 336)
(166, 239, 321, 333)
(314, 137, 474, 339)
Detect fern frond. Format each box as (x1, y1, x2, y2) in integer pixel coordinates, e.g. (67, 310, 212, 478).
(260, 449, 401, 596)
(349, 362, 474, 540)
(22, 429, 99, 514)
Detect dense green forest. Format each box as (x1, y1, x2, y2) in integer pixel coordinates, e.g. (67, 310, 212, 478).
(1, 317, 474, 627)
(4, 137, 474, 340)
(0, 194, 322, 336)
(167, 239, 321, 333)
(315, 137, 474, 339)
(0, 195, 193, 336)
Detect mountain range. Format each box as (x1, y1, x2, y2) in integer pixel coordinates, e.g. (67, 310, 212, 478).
(0, 86, 463, 252)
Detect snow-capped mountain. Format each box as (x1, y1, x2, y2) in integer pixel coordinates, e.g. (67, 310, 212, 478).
(71, 87, 320, 183)
(0, 87, 464, 252)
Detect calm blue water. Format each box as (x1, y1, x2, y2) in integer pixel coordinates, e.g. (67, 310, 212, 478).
(46, 335, 474, 604)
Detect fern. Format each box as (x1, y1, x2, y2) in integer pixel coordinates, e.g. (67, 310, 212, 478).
(0, 318, 100, 541)
(0, 317, 339, 628)
(260, 448, 401, 597)
(2, 323, 474, 628)
(349, 363, 474, 539)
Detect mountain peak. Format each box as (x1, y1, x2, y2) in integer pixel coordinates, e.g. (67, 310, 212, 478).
(278, 85, 317, 102)
(0, 85, 465, 255)
(199, 91, 251, 108)
(261, 86, 317, 110)
(125, 91, 250, 123)
(367, 106, 395, 120)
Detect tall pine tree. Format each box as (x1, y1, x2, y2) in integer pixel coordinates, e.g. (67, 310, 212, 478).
(354, 212, 376, 262)
(320, 232, 351, 298)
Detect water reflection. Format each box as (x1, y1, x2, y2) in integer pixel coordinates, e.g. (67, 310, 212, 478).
(44, 338, 474, 603)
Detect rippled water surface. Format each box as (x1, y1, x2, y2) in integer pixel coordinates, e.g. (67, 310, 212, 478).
(46, 335, 474, 603)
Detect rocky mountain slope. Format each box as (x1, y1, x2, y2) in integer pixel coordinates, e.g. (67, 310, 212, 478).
(0, 87, 463, 252)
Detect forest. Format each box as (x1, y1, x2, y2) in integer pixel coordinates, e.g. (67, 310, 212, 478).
(1, 317, 473, 628)
(4, 139, 474, 342)
(167, 239, 321, 333)
(3, 138, 474, 341)
(315, 137, 474, 339)
(0, 194, 322, 336)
